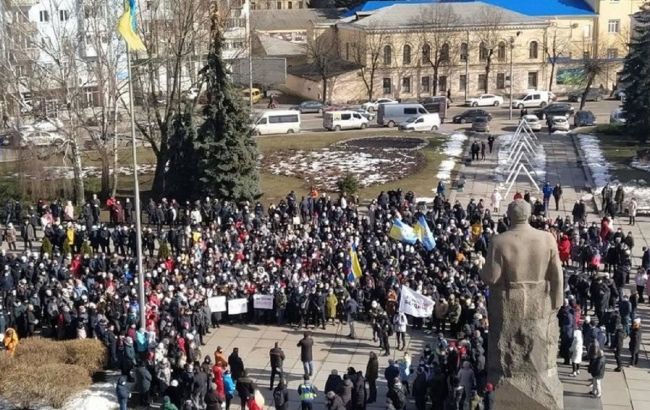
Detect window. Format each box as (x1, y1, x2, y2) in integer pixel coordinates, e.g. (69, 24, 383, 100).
(528, 71, 538, 89)
(403, 44, 411, 65)
(439, 76, 447, 92)
(497, 41, 506, 61)
(298, 1, 303, 7)
(460, 43, 468, 61)
(39, 10, 49, 22)
(478, 74, 487, 91)
(421, 76, 430, 93)
(422, 44, 431, 62)
(287, 1, 292, 8)
(383, 45, 392, 65)
(383, 78, 392, 94)
(402, 76, 411, 93)
(459, 74, 467, 91)
(479, 42, 488, 61)
(529, 41, 539, 59)
(608, 19, 620, 33)
(497, 73, 505, 89)
(440, 43, 450, 62)
(276, 1, 282, 8)
(341, 113, 351, 120)
(266, 1, 271, 8)
(404, 107, 417, 115)
(607, 48, 619, 59)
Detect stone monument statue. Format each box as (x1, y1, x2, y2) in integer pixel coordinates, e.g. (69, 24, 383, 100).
(481, 199, 564, 410)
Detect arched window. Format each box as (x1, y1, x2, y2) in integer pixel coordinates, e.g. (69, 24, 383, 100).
(403, 44, 411, 65)
(440, 43, 450, 62)
(479, 42, 488, 61)
(529, 41, 539, 59)
(497, 41, 506, 61)
(383, 45, 392, 65)
(460, 42, 468, 61)
(422, 43, 431, 62)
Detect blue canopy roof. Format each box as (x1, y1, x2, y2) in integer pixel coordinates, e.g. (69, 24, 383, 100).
(343, 0, 596, 18)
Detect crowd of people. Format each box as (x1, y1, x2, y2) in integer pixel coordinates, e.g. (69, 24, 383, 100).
(0, 186, 646, 409)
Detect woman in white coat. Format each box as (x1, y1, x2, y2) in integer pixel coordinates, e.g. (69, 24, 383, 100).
(393, 312, 408, 351)
(491, 189, 502, 214)
(570, 328, 584, 376)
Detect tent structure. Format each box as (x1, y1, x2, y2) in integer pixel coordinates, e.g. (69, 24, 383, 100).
(499, 119, 544, 199)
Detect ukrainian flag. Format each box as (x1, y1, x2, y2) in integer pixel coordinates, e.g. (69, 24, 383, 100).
(414, 215, 436, 251)
(388, 219, 417, 244)
(350, 245, 363, 279)
(117, 0, 146, 51)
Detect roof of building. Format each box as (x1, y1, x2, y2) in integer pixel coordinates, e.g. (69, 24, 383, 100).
(256, 33, 307, 56)
(251, 8, 344, 31)
(348, 2, 545, 29)
(343, 0, 596, 17)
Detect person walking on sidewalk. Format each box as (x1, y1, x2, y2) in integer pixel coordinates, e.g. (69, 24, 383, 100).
(636, 269, 648, 304)
(269, 342, 285, 390)
(628, 198, 638, 225)
(298, 375, 318, 410)
(629, 318, 643, 366)
(487, 135, 495, 154)
(480, 141, 486, 160)
(588, 347, 606, 398)
(614, 324, 626, 372)
(552, 184, 563, 211)
(297, 331, 314, 376)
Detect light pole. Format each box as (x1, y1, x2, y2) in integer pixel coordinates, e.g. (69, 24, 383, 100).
(508, 31, 521, 120)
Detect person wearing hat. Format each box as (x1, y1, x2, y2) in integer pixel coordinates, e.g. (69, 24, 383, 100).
(629, 318, 643, 366)
(115, 375, 130, 410)
(214, 346, 228, 369)
(298, 374, 317, 410)
(325, 390, 345, 410)
(297, 332, 314, 377)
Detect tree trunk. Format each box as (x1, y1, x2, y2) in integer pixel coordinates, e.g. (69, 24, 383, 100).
(70, 137, 85, 205)
(111, 103, 119, 197)
(368, 72, 374, 101)
(548, 61, 556, 92)
(151, 146, 168, 197)
(321, 76, 328, 104)
(484, 60, 491, 93)
(100, 156, 110, 198)
(579, 75, 595, 111)
(433, 65, 439, 95)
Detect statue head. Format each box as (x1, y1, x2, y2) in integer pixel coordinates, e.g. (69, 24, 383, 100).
(507, 199, 531, 225)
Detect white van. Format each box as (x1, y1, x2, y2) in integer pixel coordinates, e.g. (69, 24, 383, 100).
(323, 110, 369, 131)
(398, 113, 441, 131)
(253, 110, 301, 135)
(511, 91, 552, 109)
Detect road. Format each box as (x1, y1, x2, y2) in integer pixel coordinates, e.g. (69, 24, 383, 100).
(253, 98, 622, 135)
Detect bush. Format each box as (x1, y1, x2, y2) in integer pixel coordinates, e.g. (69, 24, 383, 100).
(593, 123, 624, 135)
(41, 236, 53, 255)
(336, 173, 359, 196)
(0, 338, 106, 408)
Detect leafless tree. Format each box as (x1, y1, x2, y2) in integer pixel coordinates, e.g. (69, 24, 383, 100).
(544, 24, 572, 91)
(578, 43, 616, 110)
(415, 4, 460, 96)
(350, 27, 386, 101)
(305, 27, 339, 103)
(474, 6, 504, 93)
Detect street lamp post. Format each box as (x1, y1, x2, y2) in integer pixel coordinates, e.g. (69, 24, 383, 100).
(508, 31, 521, 120)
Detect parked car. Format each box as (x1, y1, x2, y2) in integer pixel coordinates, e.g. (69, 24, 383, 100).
(349, 107, 375, 121)
(420, 96, 448, 112)
(610, 108, 627, 125)
(574, 110, 596, 127)
(521, 114, 543, 131)
(452, 109, 492, 124)
(242, 88, 262, 104)
(398, 113, 441, 131)
(377, 103, 428, 127)
(471, 116, 490, 132)
(567, 88, 603, 103)
(253, 110, 301, 135)
(323, 110, 368, 131)
(20, 131, 65, 147)
(361, 98, 398, 112)
(465, 94, 504, 107)
(533, 103, 575, 119)
(511, 91, 553, 109)
(549, 116, 570, 132)
(290, 100, 325, 114)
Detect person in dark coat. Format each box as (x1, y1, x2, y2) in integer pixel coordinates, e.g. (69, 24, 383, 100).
(588, 348, 606, 397)
(386, 378, 406, 410)
(429, 364, 448, 410)
(350, 369, 366, 410)
(629, 318, 642, 366)
(192, 367, 209, 409)
(483, 383, 495, 410)
(205, 383, 221, 410)
(236, 370, 256, 409)
(614, 324, 626, 371)
(297, 331, 314, 376)
(135, 362, 152, 406)
(269, 342, 285, 390)
(365, 352, 379, 403)
(273, 379, 289, 410)
(116, 375, 130, 410)
(339, 375, 353, 409)
(324, 370, 343, 396)
(412, 367, 428, 410)
(228, 348, 245, 382)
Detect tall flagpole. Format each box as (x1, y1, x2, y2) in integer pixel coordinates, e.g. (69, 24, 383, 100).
(126, 48, 147, 330)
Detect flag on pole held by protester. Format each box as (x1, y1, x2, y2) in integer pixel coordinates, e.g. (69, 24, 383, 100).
(117, 0, 146, 51)
(388, 218, 417, 244)
(350, 245, 363, 279)
(398, 286, 434, 318)
(413, 215, 436, 251)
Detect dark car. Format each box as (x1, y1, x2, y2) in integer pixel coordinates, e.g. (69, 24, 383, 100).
(567, 88, 603, 103)
(471, 116, 490, 133)
(452, 109, 492, 124)
(574, 110, 596, 127)
(533, 103, 575, 119)
(420, 96, 448, 113)
(290, 100, 325, 114)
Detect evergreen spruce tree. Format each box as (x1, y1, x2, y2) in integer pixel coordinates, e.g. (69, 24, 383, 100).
(196, 19, 260, 202)
(621, 4, 650, 142)
(165, 109, 198, 201)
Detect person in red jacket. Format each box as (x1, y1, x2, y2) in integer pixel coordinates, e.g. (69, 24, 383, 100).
(558, 234, 572, 267)
(213, 363, 226, 401)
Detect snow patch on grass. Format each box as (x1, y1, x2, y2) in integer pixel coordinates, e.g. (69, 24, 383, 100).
(435, 133, 467, 181)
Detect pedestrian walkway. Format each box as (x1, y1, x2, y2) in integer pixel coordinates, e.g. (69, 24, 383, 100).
(448, 130, 650, 410)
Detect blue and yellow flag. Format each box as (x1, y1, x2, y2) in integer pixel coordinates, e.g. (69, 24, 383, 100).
(414, 215, 436, 251)
(350, 245, 363, 279)
(117, 0, 146, 51)
(388, 218, 417, 244)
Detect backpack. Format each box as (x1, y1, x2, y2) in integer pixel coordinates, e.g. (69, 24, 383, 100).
(273, 388, 286, 407)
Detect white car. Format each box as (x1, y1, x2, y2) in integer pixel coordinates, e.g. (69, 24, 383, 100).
(361, 98, 398, 112)
(465, 94, 504, 107)
(549, 116, 570, 132)
(610, 108, 627, 125)
(522, 114, 542, 131)
(398, 113, 441, 131)
(20, 131, 65, 147)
